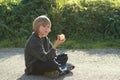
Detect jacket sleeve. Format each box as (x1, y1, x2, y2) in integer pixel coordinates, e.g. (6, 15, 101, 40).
(29, 40, 56, 62)
(48, 38, 53, 49)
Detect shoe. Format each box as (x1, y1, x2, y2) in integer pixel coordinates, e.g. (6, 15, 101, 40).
(59, 64, 75, 76)
(66, 63, 75, 71)
(44, 70, 59, 78)
(59, 66, 68, 72)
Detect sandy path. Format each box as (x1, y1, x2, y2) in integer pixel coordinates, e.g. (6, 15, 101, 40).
(0, 48, 120, 80)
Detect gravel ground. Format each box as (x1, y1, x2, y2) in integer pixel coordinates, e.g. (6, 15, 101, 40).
(0, 48, 120, 80)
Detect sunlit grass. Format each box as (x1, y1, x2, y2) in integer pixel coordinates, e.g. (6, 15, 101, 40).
(55, 0, 120, 9)
(0, 0, 21, 4)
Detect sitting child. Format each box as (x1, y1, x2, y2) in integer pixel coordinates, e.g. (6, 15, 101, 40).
(24, 15, 75, 78)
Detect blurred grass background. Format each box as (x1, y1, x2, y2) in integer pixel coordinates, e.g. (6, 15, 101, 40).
(0, 0, 120, 49)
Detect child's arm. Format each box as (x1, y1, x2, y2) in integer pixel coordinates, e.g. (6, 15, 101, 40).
(53, 34, 66, 49)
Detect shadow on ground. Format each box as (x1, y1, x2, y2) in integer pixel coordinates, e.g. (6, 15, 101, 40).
(0, 48, 24, 59)
(17, 72, 73, 80)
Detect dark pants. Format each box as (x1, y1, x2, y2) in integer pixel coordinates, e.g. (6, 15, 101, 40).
(26, 54, 68, 75)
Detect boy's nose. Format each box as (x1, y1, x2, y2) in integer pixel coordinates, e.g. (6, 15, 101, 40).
(46, 28, 50, 31)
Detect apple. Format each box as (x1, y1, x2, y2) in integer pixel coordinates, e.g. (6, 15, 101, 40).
(57, 34, 65, 40)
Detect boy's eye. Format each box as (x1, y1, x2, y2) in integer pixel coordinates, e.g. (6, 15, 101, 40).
(47, 26, 50, 28)
(44, 26, 50, 28)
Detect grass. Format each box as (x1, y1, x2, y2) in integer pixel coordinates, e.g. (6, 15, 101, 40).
(0, 37, 26, 48)
(58, 39, 120, 49)
(0, 38, 119, 49)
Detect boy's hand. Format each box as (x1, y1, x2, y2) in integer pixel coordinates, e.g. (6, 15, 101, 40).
(53, 34, 66, 49)
(57, 34, 65, 41)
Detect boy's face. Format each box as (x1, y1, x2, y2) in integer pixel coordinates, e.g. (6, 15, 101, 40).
(38, 24, 51, 37)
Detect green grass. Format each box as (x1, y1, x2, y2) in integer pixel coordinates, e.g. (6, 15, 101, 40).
(0, 39, 14, 48)
(58, 39, 120, 49)
(0, 38, 120, 49)
(0, 37, 27, 48)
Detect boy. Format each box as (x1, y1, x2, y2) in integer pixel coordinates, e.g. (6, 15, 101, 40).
(24, 15, 74, 78)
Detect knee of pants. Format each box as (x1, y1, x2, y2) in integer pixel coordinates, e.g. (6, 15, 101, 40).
(43, 61, 59, 71)
(31, 61, 59, 73)
(59, 54, 68, 61)
(56, 54, 68, 65)
(47, 61, 59, 67)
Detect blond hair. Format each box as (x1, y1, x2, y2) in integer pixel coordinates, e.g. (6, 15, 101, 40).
(33, 15, 51, 34)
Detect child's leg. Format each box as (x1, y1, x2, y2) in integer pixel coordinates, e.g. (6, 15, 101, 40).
(55, 54, 75, 75)
(30, 60, 60, 75)
(55, 54, 68, 66)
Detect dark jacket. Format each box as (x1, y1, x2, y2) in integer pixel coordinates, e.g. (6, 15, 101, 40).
(24, 33, 56, 72)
